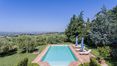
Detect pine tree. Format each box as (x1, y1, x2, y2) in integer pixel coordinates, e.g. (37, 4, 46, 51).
(65, 12, 84, 43)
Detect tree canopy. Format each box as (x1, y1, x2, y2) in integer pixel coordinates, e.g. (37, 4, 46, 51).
(90, 6, 117, 46)
(65, 6, 117, 46)
(65, 12, 85, 43)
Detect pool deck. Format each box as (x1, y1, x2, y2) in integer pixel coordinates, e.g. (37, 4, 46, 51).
(32, 44, 95, 66)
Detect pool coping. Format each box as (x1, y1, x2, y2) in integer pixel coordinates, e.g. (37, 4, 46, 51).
(32, 45, 50, 66)
(69, 45, 81, 66)
(32, 44, 81, 66)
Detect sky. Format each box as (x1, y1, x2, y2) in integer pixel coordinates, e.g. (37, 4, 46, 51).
(0, 0, 117, 32)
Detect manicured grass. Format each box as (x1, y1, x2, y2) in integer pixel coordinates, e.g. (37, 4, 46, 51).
(0, 53, 37, 66)
(0, 45, 47, 66)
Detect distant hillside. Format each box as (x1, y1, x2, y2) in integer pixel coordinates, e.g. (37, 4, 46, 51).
(0, 32, 64, 37)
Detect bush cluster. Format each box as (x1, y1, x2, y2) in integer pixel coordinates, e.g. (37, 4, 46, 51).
(16, 58, 39, 66)
(110, 48, 117, 59)
(79, 58, 101, 66)
(97, 46, 110, 58)
(79, 63, 89, 66)
(17, 58, 28, 66)
(90, 58, 101, 66)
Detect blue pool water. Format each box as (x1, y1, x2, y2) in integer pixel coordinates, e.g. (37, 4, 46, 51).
(42, 45, 78, 66)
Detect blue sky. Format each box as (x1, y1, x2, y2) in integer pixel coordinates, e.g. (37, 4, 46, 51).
(0, 0, 117, 32)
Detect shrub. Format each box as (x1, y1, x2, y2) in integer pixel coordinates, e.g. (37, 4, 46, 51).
(17, 58, 28, 66)
(97, 56, 104, 63)
(79, 63, 89, 66)
(28, 63, 39, 66)
(97, 46, 110, 58)
(110, 48, 117, 60)
(79, 58, 101, 66)
(90, 58, 101, 66)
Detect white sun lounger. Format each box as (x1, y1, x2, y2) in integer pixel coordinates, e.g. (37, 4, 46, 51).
(75, 48, 86, 52)
(73, 45, 81, 48)
(76, 45, 81, 48)
(75, 48, 80, 51)
(79, 49, 91, 55)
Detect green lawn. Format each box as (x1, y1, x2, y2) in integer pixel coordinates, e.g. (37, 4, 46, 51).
(0, 45, 47, 66)
(0, 53, 37, 66)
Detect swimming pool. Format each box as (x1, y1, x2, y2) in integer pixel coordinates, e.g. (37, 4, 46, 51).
(41, 45, 78, 66)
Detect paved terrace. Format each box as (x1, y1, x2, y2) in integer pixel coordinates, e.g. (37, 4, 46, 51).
(32, 44, 95, 66)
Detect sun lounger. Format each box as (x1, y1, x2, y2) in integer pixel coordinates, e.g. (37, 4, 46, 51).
(73, 45, 81, 48)
(75, 48, 80, 51)
(76, 45, 81, 48)
(75, 48, 86, 52)
(79, 49, 91, 55)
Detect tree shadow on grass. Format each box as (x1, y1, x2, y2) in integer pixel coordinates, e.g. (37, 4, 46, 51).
(0, 49, 17, 57)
